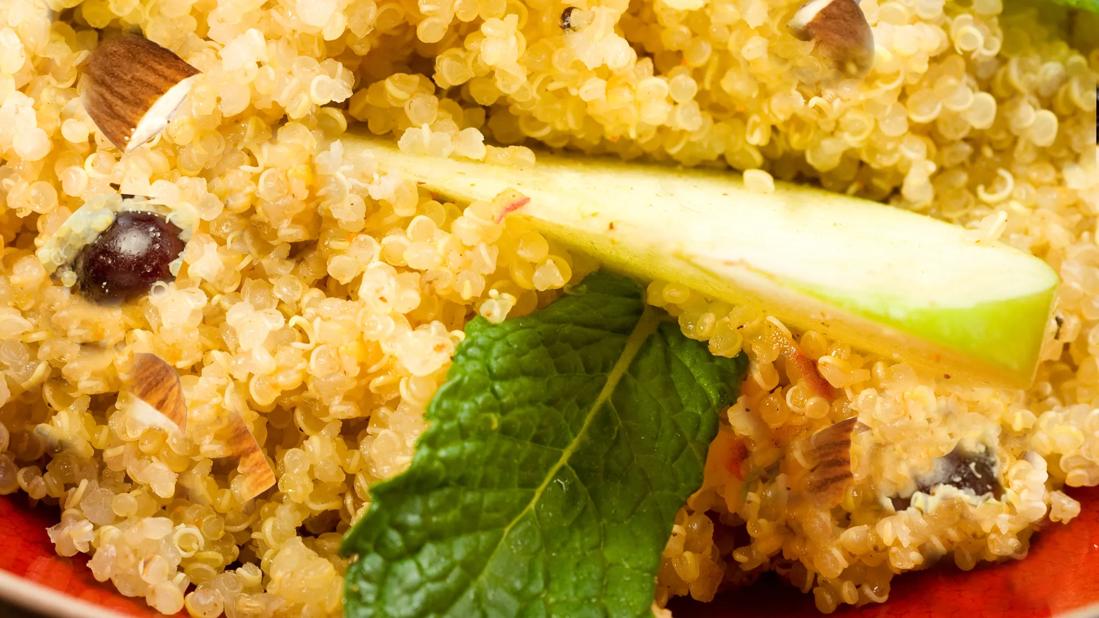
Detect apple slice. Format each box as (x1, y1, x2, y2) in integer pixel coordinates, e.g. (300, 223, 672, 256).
(346, 135, 1058, 387)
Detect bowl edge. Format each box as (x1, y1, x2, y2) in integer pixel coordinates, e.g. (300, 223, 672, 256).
(0, 568, 131, 618)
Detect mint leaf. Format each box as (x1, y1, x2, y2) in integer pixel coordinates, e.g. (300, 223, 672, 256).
(342, 272, 747, 618)
(1054, 0, 1099, 11)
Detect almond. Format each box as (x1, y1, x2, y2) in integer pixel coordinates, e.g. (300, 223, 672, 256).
(788, 0, 875, 76)
(807, 416, 860, 507)
(131, 353, 188, 430)
(226, 414, 276, 501)
(82, 34, 199, 152)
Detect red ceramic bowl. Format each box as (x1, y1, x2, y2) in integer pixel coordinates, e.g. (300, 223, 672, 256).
(3, 489, 1099, 618)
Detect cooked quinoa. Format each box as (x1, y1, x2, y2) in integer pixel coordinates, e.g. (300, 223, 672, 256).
(0, 0, 1097, 616)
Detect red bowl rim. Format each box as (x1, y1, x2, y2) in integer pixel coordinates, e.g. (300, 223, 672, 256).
(0, 568, 131, 618)
(1062, 605, 1099, 618)
(5, 564, 1099, 618)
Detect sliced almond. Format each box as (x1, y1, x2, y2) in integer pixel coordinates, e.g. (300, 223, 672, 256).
(806, 416, 860, 506)
(83, 34, 199, 152)
(788, 0, 874, 76)
(226, 413, 275, 501)
(131, 352, 187, 431)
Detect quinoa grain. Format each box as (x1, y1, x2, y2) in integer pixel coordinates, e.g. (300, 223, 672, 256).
(0, 0, 1096, 616)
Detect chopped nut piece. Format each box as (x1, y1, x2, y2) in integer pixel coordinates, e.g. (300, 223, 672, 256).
(788, 0, 874, 76)
(82, 34, 199, 152)
(807, 416, 860, 506)
(131, 353, 187, 431)
(226, 414, 276, 501)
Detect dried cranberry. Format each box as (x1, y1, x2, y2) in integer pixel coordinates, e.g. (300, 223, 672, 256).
(74, 211, 185, 303)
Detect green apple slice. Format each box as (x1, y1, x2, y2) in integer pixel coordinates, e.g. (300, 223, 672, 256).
(345, 135, 1058, 387)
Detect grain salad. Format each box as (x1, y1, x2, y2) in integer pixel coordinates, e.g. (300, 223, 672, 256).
(0, 0, 1097, 616)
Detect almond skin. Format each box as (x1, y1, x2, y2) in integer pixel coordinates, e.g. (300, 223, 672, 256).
(225, 414, 276, 501)
(807, 416, 860, 507)
(788, 0, 875, 76)
(131, 352, 188, 430)
(83, 34, 199, 151)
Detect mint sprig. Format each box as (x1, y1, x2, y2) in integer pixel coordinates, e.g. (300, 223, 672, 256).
(342, 272, 747, 617)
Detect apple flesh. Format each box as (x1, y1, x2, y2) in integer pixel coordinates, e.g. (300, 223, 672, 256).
(346, 136, 1058, 387)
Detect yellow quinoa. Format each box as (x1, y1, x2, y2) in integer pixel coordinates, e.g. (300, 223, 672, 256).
(0, 0, 1096, 615)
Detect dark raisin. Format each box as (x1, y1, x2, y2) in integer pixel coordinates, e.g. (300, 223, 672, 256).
(560, 6, 578, 30)
(892, 447, 1001, 510)
(74, 211, 185, 303)
(936, 448, 1000, 497)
